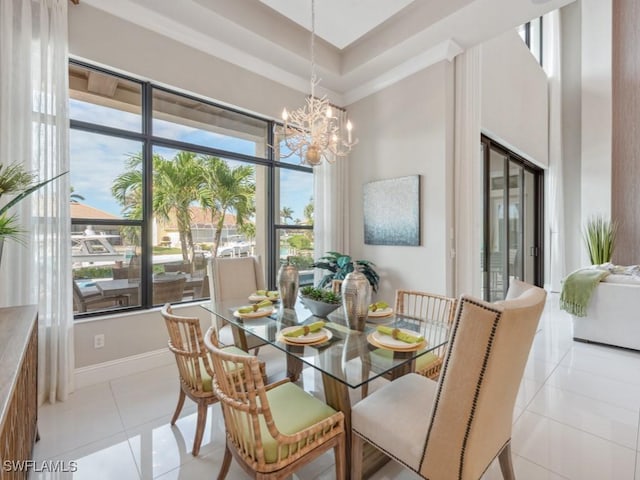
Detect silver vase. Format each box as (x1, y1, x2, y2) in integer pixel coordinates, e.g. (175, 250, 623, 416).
(341, 263, 371, 331)
(277, 258, 299, 308)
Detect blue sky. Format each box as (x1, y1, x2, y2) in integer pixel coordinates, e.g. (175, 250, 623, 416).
(70, 99, 312, 222)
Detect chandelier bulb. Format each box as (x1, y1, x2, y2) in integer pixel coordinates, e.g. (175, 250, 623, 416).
(282, 108, 289, 121)
(346, 120, 353, 131)
(326, 106, 332, 118)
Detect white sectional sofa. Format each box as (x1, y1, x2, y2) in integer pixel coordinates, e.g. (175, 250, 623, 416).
(572, 274, 640, 351)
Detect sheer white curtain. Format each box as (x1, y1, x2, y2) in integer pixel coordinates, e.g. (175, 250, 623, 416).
(0, 0, 73, 404)
(453, 46, 482, 297)
(544, 10, 566, 292)
(313, 110, 350, 282)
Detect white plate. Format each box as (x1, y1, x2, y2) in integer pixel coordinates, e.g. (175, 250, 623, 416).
(372, 328, 424, 349)
(233, 307, 275, 319)
(279, 327, 333, 344)
(368, 307, 393, 318)
(248, 293, 280, 303)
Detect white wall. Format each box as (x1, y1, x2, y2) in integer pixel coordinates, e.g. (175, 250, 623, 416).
(481, 30, 549, 167)
(346, 62, 455, 302)
(69, 4, 303, 121)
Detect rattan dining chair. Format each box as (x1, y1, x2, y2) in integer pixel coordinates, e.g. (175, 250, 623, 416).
(203, 327, 346, 479)
(363, 290, 456, 397)
(394, 290, 457, 379)
(160, 304, 266, 456)
(351, 280, 546, 480)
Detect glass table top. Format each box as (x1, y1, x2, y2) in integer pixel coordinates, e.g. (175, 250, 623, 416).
(201, 297, 450, 389)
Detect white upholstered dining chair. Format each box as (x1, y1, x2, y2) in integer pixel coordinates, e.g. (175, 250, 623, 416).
(207, 256, 267, 350)
(350, 280, 546, 479)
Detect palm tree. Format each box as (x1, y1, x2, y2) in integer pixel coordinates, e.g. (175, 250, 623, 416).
(303, 197, 314, 225)
(70, 186, 85, 202)
(197, 156, 255, 257)
(112, 152, 202, 261)
(153, 152, 202, 261)
(112, 154, 144, 245)
(280, 206, 294, 224)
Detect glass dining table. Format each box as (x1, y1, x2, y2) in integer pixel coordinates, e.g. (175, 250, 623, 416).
(202, 297, 450, 479)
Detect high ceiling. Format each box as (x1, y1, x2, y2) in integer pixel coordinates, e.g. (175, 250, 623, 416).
(80, 0, 573, 105)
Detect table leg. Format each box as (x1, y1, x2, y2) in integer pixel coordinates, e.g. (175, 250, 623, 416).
(321, 375, 390, 479)
(285, 345, 304, 382)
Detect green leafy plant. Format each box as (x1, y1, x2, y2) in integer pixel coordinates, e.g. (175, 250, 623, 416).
(314, 251, 379, 292)
(0, 163, 66, 243)
(583, 216, 617, 265)
(300, 286, 341, 304)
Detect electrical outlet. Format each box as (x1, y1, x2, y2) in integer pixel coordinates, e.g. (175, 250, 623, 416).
(94, 334, 105, 349)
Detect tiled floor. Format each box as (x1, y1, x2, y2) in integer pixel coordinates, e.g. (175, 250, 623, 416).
(31, 293, 640, 479)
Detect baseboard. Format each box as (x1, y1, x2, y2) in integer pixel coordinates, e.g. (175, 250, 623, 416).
(74, 348, 174, 389)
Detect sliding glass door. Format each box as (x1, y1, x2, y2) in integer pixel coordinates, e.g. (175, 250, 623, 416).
(481, 136, 544, 301)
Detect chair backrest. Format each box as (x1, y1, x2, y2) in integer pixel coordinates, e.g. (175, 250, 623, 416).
(419, 280, 546, 479)
(164, 261, 192, 274)
(395, 290, 457, 364)
(203, 333, 282, 465)
(153, 277, 187, 305)
(128, 255, 141, 284)
(112, 267, 128, 280)
(207, 256, 265, 302)
(160, 304, 215, 396)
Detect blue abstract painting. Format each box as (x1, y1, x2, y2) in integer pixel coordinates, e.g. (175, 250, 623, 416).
(363, 175, 420, 246)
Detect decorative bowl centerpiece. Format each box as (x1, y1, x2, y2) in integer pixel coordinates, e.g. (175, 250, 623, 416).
(299, 286, 342, 318)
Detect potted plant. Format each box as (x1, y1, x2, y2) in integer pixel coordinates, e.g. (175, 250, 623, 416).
(583, 216, 617, 265)
(0, 163, 65, 259)
(299, 286, 342, 317)
(314, 251, 379, 292)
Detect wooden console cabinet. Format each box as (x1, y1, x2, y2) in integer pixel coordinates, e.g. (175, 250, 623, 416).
(0, 306, 38, 479)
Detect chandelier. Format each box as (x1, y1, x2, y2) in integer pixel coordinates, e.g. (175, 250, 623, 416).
(279, 0, 357, 166)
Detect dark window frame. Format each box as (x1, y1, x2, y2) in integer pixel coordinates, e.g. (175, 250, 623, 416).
(70, 59, 313, 318)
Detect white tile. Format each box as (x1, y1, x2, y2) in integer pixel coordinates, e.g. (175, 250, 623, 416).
(512, 411, 637, 480)
(481, 454, 568, 480)
(154, 448, 243, 479)
(523, 357, 559, 383)
(561, 345, 640, 386)
(29, 433, 140, 480)
(547, 364, 640, 411)
(365, 460, 421, 480)
(126, 405, 226, 479)
(527, 384, 640, 449)
(34, 383, 124, 460)
(515, 378, 544, 409)
(110, 363, 196, 429)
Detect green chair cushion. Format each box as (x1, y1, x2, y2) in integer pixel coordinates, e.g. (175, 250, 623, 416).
(258, 382, 338, 463)
(371, 348, 440, 373)
(189, 346, 249, 392)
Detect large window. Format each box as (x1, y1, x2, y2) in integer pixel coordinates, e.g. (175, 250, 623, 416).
(517, 17, 543, 65)
(70, 62, 313, 317)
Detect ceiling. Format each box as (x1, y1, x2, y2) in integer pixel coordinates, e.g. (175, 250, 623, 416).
(80, 0, 574, 105)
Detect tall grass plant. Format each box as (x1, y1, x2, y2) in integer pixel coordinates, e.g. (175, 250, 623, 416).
(583, 216, 617, 265)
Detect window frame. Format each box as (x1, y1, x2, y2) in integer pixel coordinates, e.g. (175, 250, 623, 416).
(70, 59, 313, 318)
